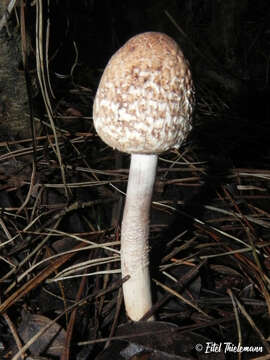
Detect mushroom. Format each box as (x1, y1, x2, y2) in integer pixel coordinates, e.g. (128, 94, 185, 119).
(93, 32, 194, 321)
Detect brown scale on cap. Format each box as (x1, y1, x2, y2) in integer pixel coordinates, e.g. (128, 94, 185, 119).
(93, 32, 194, 154)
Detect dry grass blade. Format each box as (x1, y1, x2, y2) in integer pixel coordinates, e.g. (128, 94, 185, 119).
(10, 276, 128, 360)
(252, 355, 270, 360)
(0, 0, 17, 31)
(60, 274, 87, 360)
(227, 289, 242, 360)
(234, 296, 270, 352)
(35, 0, 69, 198)
(0, 242, 87, 314)
(154, 278, 211, 319)
(3, 312, 25, 360)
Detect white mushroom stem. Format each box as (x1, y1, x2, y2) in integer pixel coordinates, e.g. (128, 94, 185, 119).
(121, 153, 158, 321)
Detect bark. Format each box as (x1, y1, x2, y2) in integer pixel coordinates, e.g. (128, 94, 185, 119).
(0, 2, 31, 139)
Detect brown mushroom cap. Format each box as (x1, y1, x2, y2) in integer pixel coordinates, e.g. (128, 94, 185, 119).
(93, 32, 194, 154)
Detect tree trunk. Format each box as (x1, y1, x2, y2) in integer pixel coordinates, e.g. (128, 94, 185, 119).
(0, 2, 31, 139)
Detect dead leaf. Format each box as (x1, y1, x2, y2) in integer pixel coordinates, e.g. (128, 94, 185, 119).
(18, 311, 66, 357)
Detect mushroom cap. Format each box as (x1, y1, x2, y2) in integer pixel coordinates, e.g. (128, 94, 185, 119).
(93, 32, 194, 154)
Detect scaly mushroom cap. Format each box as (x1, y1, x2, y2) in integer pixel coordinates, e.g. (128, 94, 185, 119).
(93, 32, 194, 154)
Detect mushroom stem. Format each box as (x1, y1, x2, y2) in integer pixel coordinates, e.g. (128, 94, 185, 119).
(121, 153, 157, 321)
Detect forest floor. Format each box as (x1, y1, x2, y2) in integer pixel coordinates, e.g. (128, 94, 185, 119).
(1, 2, 270, 360)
